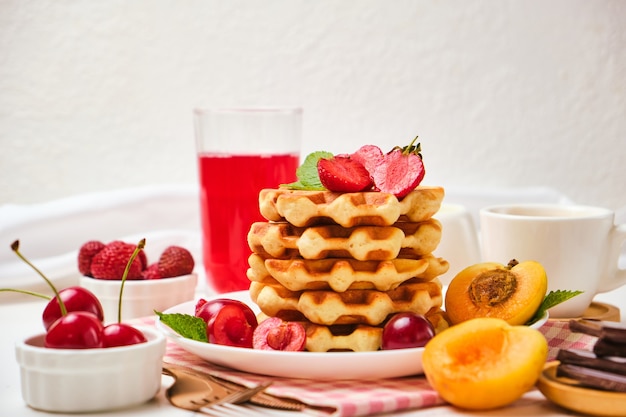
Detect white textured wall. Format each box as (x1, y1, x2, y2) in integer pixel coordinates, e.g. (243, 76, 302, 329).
(1, 0, 625, 210)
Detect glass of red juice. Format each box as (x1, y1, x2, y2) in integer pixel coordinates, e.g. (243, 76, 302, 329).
(193, 107, 302, 294)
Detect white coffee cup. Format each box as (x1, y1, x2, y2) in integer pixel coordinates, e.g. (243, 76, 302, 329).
(434, 204, 481, 285)
(480, 204, 626, 318)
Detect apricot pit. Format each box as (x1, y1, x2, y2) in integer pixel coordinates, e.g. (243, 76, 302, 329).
(445, 260, 547, 325)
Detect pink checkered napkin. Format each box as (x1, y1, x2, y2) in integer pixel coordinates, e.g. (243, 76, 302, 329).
(163, 340, 442, 416)
(540, 319, 597, 360)
(139, 317, 597, 417)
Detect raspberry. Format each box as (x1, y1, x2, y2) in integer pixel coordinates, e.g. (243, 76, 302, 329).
(77, 240, 105, 276)
(90, 241, 146, 280)
(158, 246, 195, 278)
(317, 156, 373, 193)
(142, 263, 161, 279)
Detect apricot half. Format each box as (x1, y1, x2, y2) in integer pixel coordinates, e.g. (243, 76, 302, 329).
(422, 317, 548, 410)
(445, 260, 547, 325)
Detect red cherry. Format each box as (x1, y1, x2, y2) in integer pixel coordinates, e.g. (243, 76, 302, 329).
(99, 238, 147, 348)
(197, 300, 258, 348)
(253, 317, 306, 351)
(44, 311, 105, 349)
(194, 298, 209, 314)
(195, 298, 257, 328)
(42, 286, 104, 330)
(102, 323, 147, 348)
(381, 312, 435, 350)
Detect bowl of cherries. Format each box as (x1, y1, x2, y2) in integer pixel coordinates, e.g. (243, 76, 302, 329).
(7, 239, 166, 413)
(78, 240, 198, 323)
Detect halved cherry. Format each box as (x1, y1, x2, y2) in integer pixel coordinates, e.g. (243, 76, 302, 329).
(200, 301, 258, 348)
(253, 317, 306, 351)
(195, 298, 257, 326)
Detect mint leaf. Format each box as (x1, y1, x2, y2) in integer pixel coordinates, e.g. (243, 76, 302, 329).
(526, 290, 584, 325)
(155, 311, 208, 342)
(282, 151, 333, 190)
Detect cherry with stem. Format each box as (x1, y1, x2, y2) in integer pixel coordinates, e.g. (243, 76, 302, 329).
(4, 241, 106, 348)
(102, 238, 148, 347)
(4, 240, 104, 331)
(11, 240, 67, 315)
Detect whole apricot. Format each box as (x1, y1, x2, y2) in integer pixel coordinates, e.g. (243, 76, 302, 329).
(445, 259, 547, 325)
(422, 317, 548, 410)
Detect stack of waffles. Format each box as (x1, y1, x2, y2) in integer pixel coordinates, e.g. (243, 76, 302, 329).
(246, 186, 450, 352)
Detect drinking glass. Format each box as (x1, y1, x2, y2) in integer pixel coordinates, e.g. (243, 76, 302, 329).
(194, 107, 302, 294)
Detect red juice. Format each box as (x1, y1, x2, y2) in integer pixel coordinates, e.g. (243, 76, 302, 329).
(198, 153, 299, 293)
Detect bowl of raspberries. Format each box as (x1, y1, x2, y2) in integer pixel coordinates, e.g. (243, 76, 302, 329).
(78, 240, 197, 323)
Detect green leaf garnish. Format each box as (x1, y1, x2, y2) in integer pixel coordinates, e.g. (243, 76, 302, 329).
(281, 151, 333, 190)
(155, 311, 208, 342)
(526, 290, 584, 325)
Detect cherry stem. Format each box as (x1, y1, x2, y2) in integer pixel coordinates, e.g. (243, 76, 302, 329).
(117, 238, 146, 323)
(11, 240, 67, 315)
(0, 288, 52, 300)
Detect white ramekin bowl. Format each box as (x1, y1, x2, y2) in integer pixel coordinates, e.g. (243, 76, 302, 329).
(80, 273, 198, 323)
(15, 326, 166, 413)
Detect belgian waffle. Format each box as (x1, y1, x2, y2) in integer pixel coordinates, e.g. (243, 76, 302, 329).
(258, 186, 445, 227)
(246, 253, 449, 292)
(303, 323, 383, 352)
(256, 308, 449, 352)
(247, 220, 442, 260)
(248, 180, 449, 352)
(249, 279, 443, 326)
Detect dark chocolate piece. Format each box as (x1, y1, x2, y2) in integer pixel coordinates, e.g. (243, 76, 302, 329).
(569, 319, 603, 337)
(557, 349, 626, 376)
(594, 338, 626, 358)
(557, 363, 626, 392)
(600, 324, 626, 344)
(569, 319, 626, 344)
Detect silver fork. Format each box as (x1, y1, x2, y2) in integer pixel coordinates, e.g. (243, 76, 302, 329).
(199, 402, 280, 416)
(196, 383, 274, 416)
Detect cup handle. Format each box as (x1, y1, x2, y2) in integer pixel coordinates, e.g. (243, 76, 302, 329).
(598, 224, 626, 293)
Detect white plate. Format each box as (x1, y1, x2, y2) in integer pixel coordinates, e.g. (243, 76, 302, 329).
(156, 291, 550, 380)
(157, 291, 428, 380)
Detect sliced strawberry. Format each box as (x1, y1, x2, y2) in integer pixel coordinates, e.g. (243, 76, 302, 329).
(351, 144, 384, 178)
(252, 317, 306, 351)
(371, 138, 425, 198)
(372, 150, 424, 198)
(317, 156, 373, 193)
